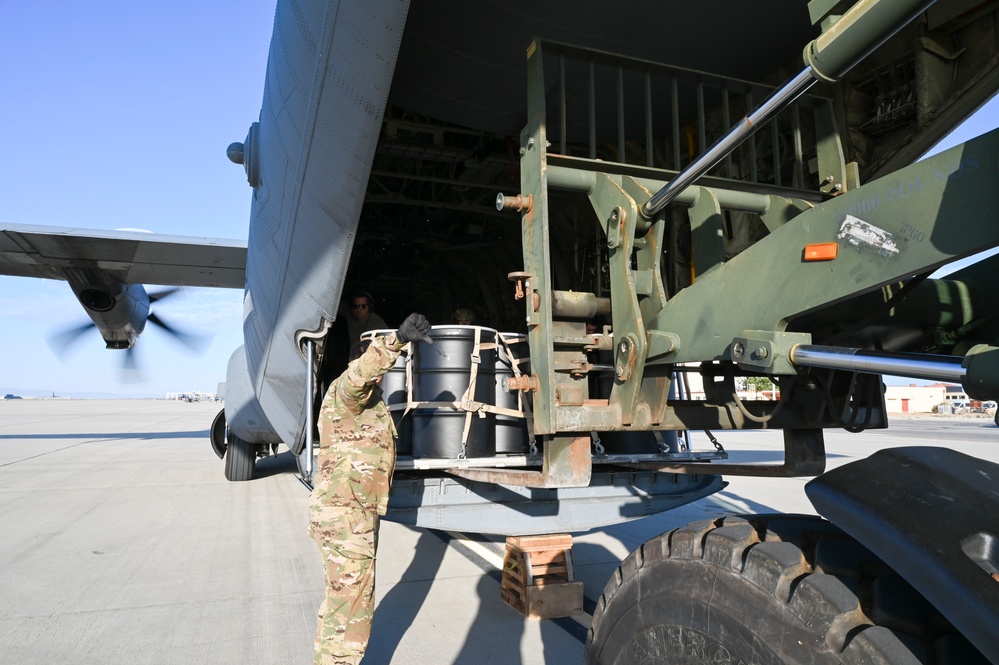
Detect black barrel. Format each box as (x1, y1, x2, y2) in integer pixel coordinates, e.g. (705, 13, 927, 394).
(361, 330, 412, 455)
(495, 333, 531, 453)
(412, 326, 497, 458)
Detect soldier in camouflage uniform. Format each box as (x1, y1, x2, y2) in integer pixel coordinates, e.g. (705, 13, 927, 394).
(309, 313, 432, 665)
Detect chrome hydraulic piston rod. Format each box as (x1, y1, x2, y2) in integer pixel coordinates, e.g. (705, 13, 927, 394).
(641, 0, 937, 218)
(790, 345, 966, 383)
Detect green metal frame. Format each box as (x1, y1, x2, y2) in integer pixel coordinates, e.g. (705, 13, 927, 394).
(511, 37, 999, 488)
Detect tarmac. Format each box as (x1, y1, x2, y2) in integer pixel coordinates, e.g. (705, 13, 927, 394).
(1, 399, 997, 664)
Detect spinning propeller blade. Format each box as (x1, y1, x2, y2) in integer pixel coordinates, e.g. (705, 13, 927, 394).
(46, 321, 99, 358)
(49, 286, 210, 381)
(120, 346, 142, 382)
(148, 288, 181, 304)
(148, 312, 207, 351)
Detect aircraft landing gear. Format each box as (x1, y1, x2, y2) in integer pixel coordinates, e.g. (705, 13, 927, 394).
(213, 407, 258, 481)
(210, 409, 227, 460)
(224, 435, 255, 482)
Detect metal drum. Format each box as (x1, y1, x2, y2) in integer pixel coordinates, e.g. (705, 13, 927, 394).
(412, 326, 497, 458)
(495, 333, 531, 453)
(360, 329, 412, 455)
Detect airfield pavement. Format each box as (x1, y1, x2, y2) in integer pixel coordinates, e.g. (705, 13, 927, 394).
(1, 399, 998, 664)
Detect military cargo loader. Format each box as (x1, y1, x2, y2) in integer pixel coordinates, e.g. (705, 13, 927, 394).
(484, 1, 999, 661)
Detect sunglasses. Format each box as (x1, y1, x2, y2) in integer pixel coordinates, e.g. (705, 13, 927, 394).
(352, 304, 369, 310)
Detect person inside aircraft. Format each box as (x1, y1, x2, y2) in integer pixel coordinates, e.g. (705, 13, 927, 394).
(345, 290, 387, 344)
(452, 307, 476, 325)
(309, 312, 432, 665)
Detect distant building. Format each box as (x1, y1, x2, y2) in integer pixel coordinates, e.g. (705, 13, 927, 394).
(942, 384, 969, 402)
(679, 378, 967, 413)
(166, 392, 221, 402)
(884, 383, 954, 413)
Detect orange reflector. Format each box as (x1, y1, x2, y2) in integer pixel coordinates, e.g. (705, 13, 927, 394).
(804, 242, 838, 261)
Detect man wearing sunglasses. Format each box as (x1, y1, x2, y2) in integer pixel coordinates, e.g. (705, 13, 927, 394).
(345, 291, 387, 345)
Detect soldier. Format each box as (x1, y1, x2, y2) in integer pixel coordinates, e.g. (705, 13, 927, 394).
(452, 307, 475, 325)
(309, 312, 432, 665)
(345, 290, 388, 345)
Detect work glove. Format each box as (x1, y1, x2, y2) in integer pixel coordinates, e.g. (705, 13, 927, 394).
(397, 313, 433, 344)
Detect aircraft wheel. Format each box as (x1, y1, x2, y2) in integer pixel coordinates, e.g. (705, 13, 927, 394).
(585, 514, 986, 665)
(224, 435, 255, 482)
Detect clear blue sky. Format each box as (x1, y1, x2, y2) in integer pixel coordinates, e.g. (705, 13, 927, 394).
(0, 4, 997, 397)
(0, 2, 274, 396)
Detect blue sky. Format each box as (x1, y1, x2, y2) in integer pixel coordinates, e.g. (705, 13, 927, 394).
(0, 2, 274, 396)
(0, 4, 998, 397)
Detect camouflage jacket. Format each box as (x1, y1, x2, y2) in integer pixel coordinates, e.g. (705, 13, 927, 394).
(314, 332, 405, 516)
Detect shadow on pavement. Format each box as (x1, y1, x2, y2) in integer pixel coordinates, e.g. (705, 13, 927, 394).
(364, 530, 448, 664)
(452, 574, 527, 665)
(255, 450, 299, 478)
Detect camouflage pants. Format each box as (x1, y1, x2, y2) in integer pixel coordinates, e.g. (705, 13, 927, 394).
(310, 504, 379, 665)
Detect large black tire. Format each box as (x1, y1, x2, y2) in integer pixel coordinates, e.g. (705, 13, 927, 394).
(224, 435, 255, 482)
(586, 515, 987, 665)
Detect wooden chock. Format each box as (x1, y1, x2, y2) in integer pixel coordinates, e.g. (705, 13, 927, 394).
(500, 533, 584, 619)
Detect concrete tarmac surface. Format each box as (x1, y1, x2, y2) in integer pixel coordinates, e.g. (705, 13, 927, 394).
(1, 399, 997, 664)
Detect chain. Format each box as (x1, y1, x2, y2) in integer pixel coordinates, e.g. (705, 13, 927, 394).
(458, 440, 467, 460)
(590, 432, 605, 455)
(528, 439, 538, 456)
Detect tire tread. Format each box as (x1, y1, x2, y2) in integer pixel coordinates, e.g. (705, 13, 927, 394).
(585, 514, 988, 665)
(224, 436, 255, 481)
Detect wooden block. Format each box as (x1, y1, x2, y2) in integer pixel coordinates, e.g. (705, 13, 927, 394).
(506, 534, 573, 552)
(521, 580, 584, 619)
(501, 588, 525, 614)
(501, 533, 582, 618)
(501, 578, 584, 619)
(528, 549, 564, 565)
(502, 564, 527, 582)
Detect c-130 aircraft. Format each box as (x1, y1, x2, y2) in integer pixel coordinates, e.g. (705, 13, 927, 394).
(4, 0, 999, 662)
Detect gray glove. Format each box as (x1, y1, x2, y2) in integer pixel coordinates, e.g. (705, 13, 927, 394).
(397, 313, 433, 344)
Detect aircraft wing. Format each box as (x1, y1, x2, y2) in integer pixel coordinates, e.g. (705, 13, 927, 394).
(0, 223, 246, 288)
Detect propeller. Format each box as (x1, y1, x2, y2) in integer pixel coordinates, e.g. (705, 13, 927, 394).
(46, 321, 101, 359)
(121, 345, 142, 383)
(149, 287, 180, 304)
(147, 311, 206, 351)
(47, 286, 210, 380)
(147, 288, 210, 353)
